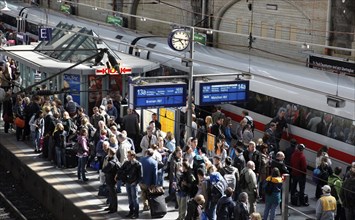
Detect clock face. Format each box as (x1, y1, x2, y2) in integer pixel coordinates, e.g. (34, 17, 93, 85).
(168, 29, 190, 51)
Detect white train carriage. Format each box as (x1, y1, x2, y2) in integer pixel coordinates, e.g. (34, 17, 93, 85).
(2, 2, 354, 168)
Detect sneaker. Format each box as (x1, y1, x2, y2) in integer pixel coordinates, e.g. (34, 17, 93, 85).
(83, 178, 89, 182)
(131, 215, 139, 219)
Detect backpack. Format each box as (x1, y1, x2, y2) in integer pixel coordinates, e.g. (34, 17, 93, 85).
(193, 155, 205, 176)
(264, 180, 273, 195)
(239, 171, 248, 190)
(209, 173, 227, 204)
(223, 170, 236, 189)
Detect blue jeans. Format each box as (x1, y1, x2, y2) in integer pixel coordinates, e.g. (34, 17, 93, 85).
(55, 147, 66, 168)
(263, 202, 278, 220)
(207, 202, 217, 220)
(126, 183, 139, 215)
(77, 156, 88, 180)
(157, 169, 163, 186)
(116, 180, 122, 193)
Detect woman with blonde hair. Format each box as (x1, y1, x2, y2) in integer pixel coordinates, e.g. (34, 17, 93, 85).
(165, 131, 176, 153)
(205, 116, 213, 133)
(53, 123, 67, 168)
(250, 212, 262, 220)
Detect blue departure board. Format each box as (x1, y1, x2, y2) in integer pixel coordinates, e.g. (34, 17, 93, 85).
(129, 83, 187, 109)
(195, 80, 249, 105)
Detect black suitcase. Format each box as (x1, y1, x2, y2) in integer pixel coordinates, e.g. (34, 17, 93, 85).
(98, 184, 108, 197)
(302, 194, 309, 205)
(65, 147, 78, 168)
(148, 194, 167, 218)
(291, 192, 300, 206)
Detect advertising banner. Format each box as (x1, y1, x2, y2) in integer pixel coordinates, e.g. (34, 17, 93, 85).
(63, 74, 80, 104)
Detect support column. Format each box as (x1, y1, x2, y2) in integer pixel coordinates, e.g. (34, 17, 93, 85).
(281, 174, 290, 220)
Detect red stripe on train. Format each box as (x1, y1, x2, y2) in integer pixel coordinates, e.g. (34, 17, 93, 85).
(223, 110, 354, 165)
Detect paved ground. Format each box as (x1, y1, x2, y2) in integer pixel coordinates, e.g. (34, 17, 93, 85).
(0, 119, 317, 220)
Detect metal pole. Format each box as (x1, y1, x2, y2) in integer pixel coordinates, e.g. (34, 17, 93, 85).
(186, 27, 194, 139)
(282, 174, 290, 220)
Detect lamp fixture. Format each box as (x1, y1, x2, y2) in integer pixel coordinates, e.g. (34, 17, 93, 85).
(140, 17, 147, 21)
(1, 1, 10, 11)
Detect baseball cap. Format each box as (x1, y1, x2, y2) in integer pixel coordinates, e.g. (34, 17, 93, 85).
(321, 185, 331, 193)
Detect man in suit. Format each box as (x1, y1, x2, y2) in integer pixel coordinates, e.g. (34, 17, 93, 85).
(122, 108, 140, 148)
(139, 149, 158, 211)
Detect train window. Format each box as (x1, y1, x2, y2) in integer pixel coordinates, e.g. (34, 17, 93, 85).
(1, 14, 17, 28)
(26, 22, 39, 36)
(235, 91, 355, 145)
(146, 43, 156, 49)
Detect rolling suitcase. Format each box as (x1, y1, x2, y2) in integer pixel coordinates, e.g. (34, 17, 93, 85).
(65, 146, 78, 168)
(302, 194, 309, 206)
(291, 192, 300, 206)
(148, 194, 167, 218)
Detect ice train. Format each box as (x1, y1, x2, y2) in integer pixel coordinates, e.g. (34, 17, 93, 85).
(1, 3, 354, 168)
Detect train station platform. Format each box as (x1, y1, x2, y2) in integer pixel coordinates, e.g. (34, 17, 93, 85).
(0, 120, 318, 220)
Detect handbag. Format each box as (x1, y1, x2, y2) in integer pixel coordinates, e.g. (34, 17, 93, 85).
(99, 170, 106, 185)
(148, 185, 165, 196)
(98, 184, 108, 197)
(3, 113, 13, 123)
(90, 160, 100, 171)
(158, 161, 164, 170)
(15, 117, 25, 128)
(39, 136, 44, 151)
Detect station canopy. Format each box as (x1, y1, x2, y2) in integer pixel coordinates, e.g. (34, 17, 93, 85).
(2, 22, 160, 74)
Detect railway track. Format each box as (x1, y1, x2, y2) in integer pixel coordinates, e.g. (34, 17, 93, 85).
(0, 166, 54, 220)
(0, 191, 26, 220)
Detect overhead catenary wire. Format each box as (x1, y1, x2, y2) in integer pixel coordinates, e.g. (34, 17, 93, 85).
(7, 5, 353, 66)
(52, 0, 355, 53)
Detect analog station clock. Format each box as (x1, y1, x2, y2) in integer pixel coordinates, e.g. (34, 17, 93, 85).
(167, 29, 190, 51)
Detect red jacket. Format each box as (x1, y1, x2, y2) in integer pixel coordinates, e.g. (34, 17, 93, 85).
(290, 150, 307, 176)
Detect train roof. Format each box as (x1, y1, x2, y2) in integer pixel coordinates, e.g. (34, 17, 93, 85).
(5, 2, 355, 109)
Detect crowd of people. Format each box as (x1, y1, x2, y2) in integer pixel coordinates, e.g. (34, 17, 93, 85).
(1, 68, 355, 220)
